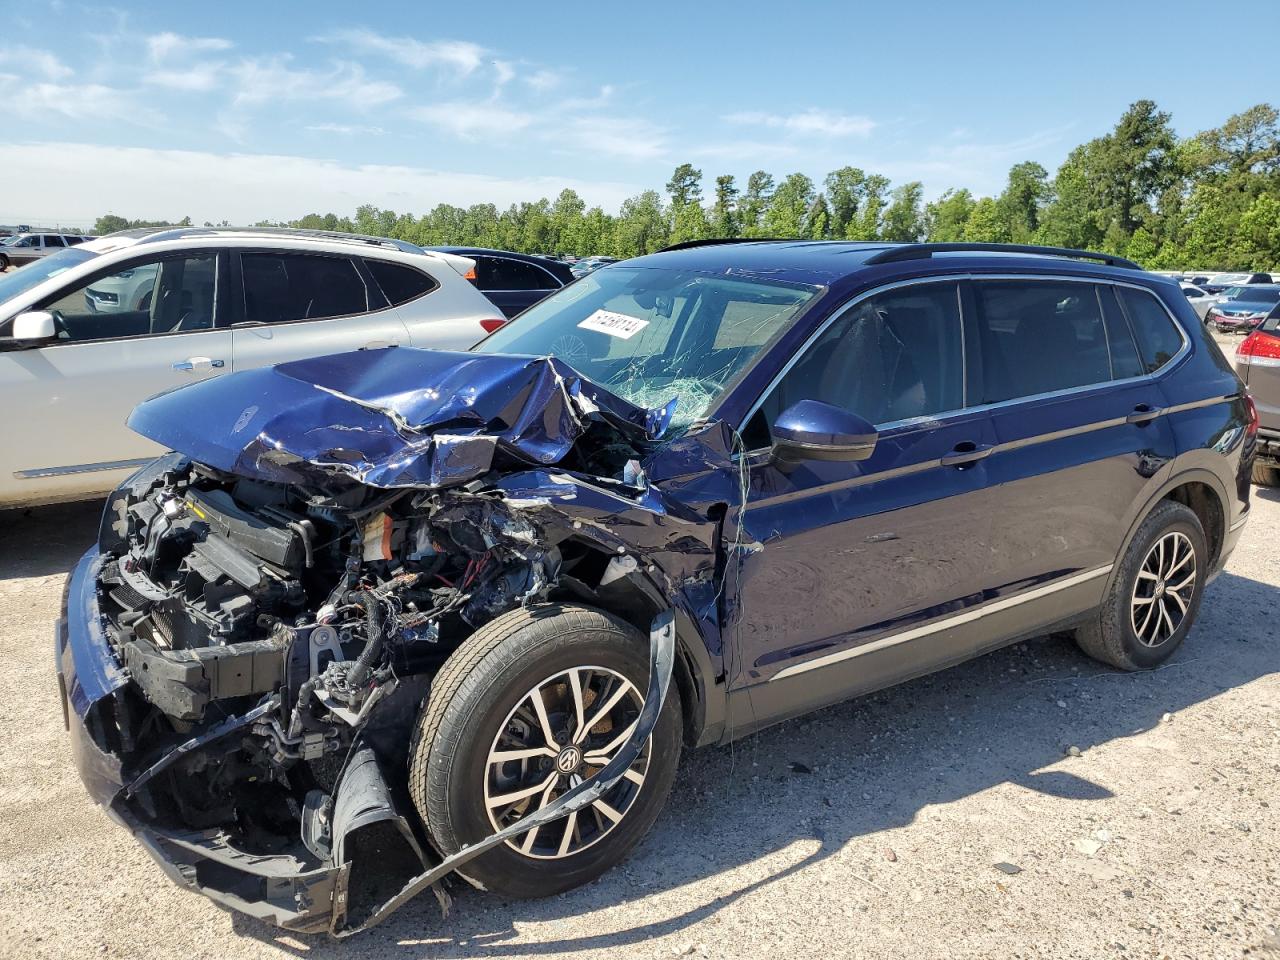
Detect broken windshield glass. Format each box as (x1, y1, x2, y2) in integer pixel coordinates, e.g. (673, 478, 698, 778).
(474, 267, 821, 429)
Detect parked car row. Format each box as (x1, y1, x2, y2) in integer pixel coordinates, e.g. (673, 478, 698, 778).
(0, 232, 94, 268)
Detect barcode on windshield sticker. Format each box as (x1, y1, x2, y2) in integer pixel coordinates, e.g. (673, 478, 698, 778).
(578, 309, 650, 340)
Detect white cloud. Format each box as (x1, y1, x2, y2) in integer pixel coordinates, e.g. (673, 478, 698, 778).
(690, 140, 800, 162)
(411, 101, 533, 139)
(726, 108, 876, 138)
(525, 68, 562, 92)
(0, 45, 73, 80)
(555, 116, 668, 161)
(143, 64, 223, 92)
(316, 29, 486, 75)
(229, 57, 402, 106)
(306, 122, 385, 136)
(0, 78, 159, 124)
(146, 32, 232, 62)
(0, 141, 640, 223)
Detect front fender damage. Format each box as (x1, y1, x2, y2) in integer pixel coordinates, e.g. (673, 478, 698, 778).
(73, 350, 746, 936)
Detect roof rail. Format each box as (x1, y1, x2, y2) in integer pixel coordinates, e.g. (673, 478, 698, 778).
(865, 242, 1142, 271)
(659, 237, 799, 253)
(131, 226, 425, 254)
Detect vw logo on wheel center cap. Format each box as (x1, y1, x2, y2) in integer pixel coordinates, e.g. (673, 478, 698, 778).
(1154, 579, 1166, 598)
(555, 745, 583, 774)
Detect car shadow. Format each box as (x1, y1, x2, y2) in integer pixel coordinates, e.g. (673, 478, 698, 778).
(0, 500, 102, 580)
(229, 566, 1280, 958)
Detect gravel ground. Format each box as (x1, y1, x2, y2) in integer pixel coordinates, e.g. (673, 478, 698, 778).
(1, 487, 1277, 960)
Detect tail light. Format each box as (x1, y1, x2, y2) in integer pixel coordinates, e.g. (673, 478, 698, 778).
(478, 318, 507, 334)
(1245, 393, 1260, 438)
(1237, 330, 1280, 366)
(463, 266, 477, 282)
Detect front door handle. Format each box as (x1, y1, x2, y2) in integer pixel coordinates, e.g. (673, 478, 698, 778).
(1126, 404, 1164, 425)
(940, 441, 994, 467)
(173, 357, 225, 372)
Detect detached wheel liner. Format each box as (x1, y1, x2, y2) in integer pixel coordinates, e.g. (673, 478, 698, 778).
(408, 603, 682, 898)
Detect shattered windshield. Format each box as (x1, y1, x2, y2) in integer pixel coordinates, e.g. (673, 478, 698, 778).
(474, 266, 820, 429)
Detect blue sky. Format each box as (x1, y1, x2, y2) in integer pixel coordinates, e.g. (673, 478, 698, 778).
(0, 1, 1272, 227)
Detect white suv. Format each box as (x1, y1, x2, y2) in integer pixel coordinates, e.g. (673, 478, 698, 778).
(0, 232, 91, 269)
(0, 228, 506, 508)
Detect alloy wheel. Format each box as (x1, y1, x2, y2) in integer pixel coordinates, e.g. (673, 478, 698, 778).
(483, 665, 649, 859)
(1130, 531, 1196, 647)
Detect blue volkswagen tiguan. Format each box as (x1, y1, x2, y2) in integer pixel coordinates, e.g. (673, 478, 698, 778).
(57, 241, 1254, 934)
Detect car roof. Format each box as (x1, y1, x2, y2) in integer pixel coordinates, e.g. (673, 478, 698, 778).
(1226, 283, 1280, 296)
(623, 240, 1146, 287)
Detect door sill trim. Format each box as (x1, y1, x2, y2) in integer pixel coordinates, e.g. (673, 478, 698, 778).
(14, 457, 155, 480)
(770, 564, 1114, 681)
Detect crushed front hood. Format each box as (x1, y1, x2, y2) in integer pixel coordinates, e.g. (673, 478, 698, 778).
(128, 348, 675, 489)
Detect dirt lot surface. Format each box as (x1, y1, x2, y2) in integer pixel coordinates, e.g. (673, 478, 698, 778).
(0, 327, 1275, 960)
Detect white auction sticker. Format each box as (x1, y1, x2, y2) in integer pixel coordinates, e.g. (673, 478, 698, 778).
(577, 309, 650, 340)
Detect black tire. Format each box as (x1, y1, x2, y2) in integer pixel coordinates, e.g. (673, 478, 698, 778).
(1075, 500, 1207, 671)
(1251, 462, 1280, 486)
(408, 603, 682, 898)
(0, 254, 9, 270)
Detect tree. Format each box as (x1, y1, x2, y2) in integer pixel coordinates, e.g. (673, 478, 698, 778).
(824, 167, 869, 239)
(94, 214, 131, 234)
(1238, 193, 1280, 271)
(710, 174, 739, 237)
(806, 193, 831, 239)
(997, 161, 1049, 242)
(924, 189, 976, 241)
(962, 197, 1008, 242)
(881, 182, 925, 242)
(1125, 226, 1158, 266)
(762, 173, 814, 237)
(613, 191, 669, 256)
(848, 174, 889, 240)
(1195, 104, 1280, 187)
(739, 171, 775, 237)
(665, 163, 703, 209)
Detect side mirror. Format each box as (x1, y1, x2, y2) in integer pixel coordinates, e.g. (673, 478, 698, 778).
(771, 399, 878, 462)
(11, 311, 57, 344)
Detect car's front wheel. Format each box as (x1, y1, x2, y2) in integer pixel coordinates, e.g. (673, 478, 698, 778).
(408, 603, 682, 898)
(1075, 500, 1206, 670)
(0, 253, 9, 270)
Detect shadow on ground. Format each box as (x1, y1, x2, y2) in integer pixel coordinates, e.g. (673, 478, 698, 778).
(10, 503, 1277, 957)
(0, 500, 102, 579)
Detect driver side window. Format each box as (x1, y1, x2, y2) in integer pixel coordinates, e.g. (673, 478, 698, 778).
(744, 282, 964, 448)
(38, 254, 218, 343)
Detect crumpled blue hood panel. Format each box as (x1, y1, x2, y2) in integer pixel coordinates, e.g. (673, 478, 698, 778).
(128, 348, 674, 489)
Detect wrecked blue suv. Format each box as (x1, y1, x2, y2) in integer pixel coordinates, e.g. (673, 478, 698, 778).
(57, 241, 1255, 935)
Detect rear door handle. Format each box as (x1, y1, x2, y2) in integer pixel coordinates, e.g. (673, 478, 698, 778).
(173, 357, 225, 372)
(1126, 404, 1164, 425)
(940, 441, 994, 467)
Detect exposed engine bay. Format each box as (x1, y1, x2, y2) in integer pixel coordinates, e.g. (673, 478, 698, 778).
(68, 349, 732, 935)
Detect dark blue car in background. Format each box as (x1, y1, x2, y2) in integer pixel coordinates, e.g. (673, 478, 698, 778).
(57, 240, 1254, 935)
(426, 246, 574, 318)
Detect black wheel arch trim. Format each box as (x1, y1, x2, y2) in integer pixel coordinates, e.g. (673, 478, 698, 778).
(1103, 466, 1232, 598)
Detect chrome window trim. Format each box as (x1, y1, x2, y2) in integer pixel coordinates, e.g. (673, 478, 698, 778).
(737, 272, 1193, 451)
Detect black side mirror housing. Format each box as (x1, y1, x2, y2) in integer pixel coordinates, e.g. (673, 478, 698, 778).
(770, 399, 878, 462)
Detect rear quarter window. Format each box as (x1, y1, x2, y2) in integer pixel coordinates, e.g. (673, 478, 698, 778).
(1117, 287, 1185, 373)
(364, 259, 438, 306)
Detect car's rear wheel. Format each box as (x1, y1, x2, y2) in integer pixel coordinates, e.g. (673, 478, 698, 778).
(1075, 500, 1206, 671)
(1252, 462, 1280, 486)
(0, 253, 9, 270)
(408, 603, 682, 898)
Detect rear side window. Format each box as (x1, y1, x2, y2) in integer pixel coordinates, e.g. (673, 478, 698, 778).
(1117, 287, 1184, 373)
(1099, 286, 1144, 380)
(754, 281, 964, 433)
(240, 253, 368, 324)
(476, 257, 560, 291)
(973, 280, 1111, 403)
(364, 259, 437, 306)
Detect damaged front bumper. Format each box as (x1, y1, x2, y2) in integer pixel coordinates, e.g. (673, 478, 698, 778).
(56, 549, 413, 934)
(57, 544, 677, 936)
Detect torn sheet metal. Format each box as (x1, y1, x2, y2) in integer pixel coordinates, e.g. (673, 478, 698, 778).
(127, 348, 677, 490)
(332, 609, 675, 937)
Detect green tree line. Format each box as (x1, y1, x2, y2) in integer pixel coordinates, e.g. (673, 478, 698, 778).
(95, 100, 1280, 271)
